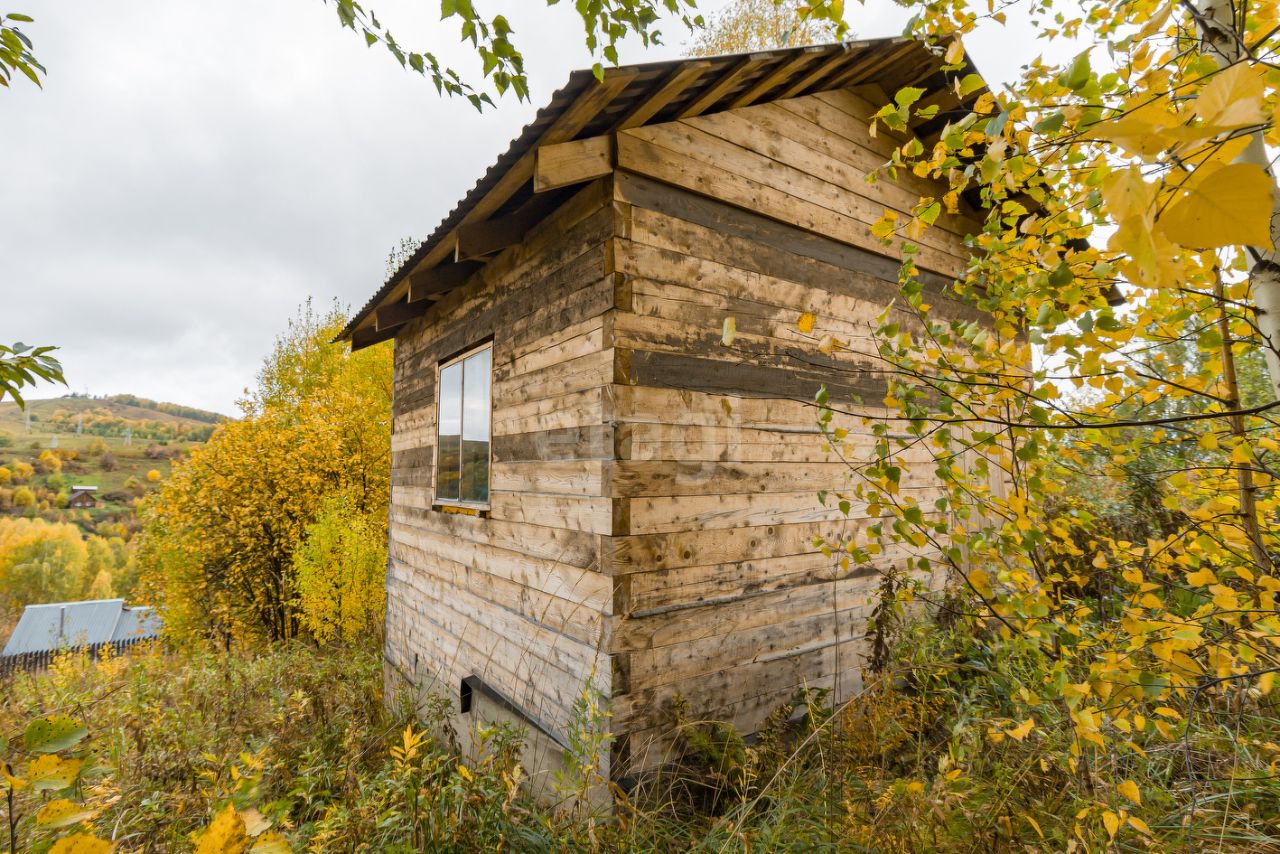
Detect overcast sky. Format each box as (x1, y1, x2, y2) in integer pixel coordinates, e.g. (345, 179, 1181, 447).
(4, 0, 1056, 416)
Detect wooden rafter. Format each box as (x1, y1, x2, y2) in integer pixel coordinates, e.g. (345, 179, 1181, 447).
(676, 56, 770, 119)
(828, 39, 916, 91)
(455, 203, 545, 261)
(728, 49, 822, 110)
(408, 260, 483, 303)
(777, 46, 859, 100)
(351, 324, 397, 350)
(615, 61, 711, 130)
(375, 299, 421, 332)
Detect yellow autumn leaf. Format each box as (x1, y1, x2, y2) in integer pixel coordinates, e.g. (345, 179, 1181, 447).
(1117, 779, 1142, 804)
(239, 808, 271, 837)
(1005, 718, 1034, 741)
(1194, 62, 1268, 130)
(796, 312, 816, 334)
(48, 834, 112, 854)
(26, 755, 83, 792)
(249, 832, 291, 854)
(1102, 809, 1122, 838)
(1158, 162, 1275, 249)
(1186, 567, 1217, 587)
(944, 38, 964, 65)
(195, 804, 249, 854)
(871, 210, 898, 239)
(1102, 166, 1157, 222)
(1128, 815, 1153, 835)
(721, 316, 737, 346)
(36, 798, 99, 829)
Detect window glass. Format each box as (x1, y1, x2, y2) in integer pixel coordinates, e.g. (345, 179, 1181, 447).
(436, 361, 462, 501)
(436, 345, 492, 506)
(460, 347, 492, 504)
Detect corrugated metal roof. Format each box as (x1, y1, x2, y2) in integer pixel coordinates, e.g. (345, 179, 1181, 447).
(2, 599, 162, 656)
(340, 37, 983, 342)
(111, 606, 162, 643)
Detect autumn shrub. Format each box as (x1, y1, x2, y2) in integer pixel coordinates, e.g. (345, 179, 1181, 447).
(0, 642, 614, 852)
(37, 449, 60, 474)
(139, 301, 391, 646)
(293, 494, 387, 644)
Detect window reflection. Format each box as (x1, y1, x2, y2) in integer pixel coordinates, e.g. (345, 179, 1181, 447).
(436, 345, 491, 506)
(461, 348, 491, 504)
(436, 361, 463, 502)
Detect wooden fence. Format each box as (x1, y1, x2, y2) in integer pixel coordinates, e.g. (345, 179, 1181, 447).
(0, 637, 159, 678)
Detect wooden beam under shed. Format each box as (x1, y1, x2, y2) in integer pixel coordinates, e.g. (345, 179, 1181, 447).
(350, 323, 397, 352)
(830, 39, 917, 90)
(455, 205, 543, 261)
(375, 299, 422, 332)
(408, 260, 483, 302)
(535, 136, 614, 193)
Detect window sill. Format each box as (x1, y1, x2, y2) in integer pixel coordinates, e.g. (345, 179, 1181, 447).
(433, 502, 491, 518)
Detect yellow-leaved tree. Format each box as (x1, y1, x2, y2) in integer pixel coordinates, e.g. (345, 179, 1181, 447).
(687, 0, 843, 55)
(293, 494, 387, 644)
(138, 301, 391, 646)
(743, 0, 1280, 845)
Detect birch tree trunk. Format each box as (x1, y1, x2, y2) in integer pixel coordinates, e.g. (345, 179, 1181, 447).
(1199, 0, 1280, 396)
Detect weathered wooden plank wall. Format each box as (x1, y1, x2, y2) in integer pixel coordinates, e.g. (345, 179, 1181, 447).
(386, 179, 617, 743)
(602, 88, 979, 771)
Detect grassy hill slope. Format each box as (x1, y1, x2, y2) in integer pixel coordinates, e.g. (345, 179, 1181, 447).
(0, 395, 231, 537)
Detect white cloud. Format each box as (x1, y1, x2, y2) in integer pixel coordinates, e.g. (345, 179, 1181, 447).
(2, 0, 1075, 414)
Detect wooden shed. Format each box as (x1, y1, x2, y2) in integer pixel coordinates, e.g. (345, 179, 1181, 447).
(341, 37, 989, 783)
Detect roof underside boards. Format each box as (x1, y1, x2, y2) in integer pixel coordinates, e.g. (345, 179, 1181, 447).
(2, 599, 162, 656)
(342, 37, 987, 345)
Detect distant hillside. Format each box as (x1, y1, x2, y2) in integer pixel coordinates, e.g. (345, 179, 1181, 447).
(0, 395, 231, 539)
(0, 395, 230, 443)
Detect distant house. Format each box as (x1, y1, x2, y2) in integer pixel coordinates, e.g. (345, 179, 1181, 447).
(1, 599, 161, 671)
(67, 485, 98, 509)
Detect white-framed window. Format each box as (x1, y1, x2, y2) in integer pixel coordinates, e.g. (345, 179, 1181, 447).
(435, 343, 493, 507)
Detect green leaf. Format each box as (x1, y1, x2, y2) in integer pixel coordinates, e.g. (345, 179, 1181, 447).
(1034, 112, 1065, 134)
(894, 86, 926, 108)
(1048, 262, 1073, 287)
(1060, 50, 1091, 91)
(23, 715, 88, 754)
(958, 73, 985, 98)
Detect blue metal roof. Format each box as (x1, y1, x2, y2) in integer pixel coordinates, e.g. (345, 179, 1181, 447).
(2, 599, 162, 656)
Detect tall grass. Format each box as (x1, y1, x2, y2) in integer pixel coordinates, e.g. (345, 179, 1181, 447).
(2, 628, 1277, 852)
